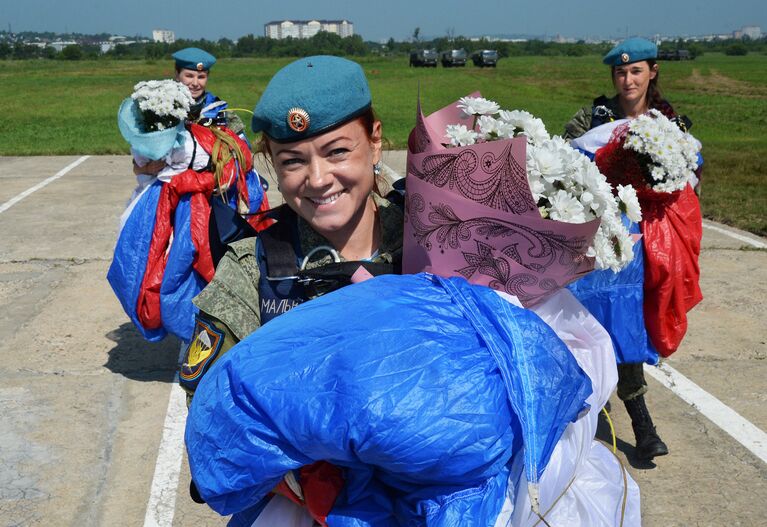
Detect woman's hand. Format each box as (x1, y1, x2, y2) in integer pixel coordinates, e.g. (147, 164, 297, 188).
(133, 159, 166, 176)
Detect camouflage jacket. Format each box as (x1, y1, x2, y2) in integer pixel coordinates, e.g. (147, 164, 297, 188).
(563, 95, 625, 141)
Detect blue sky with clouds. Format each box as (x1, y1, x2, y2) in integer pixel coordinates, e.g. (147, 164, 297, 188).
(1, 0, 765, 41)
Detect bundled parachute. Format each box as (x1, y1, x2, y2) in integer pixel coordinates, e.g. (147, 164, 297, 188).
(186, 274, 593, 524)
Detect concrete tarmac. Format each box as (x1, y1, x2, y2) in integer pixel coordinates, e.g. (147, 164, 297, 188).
(1, 155, 765, 526)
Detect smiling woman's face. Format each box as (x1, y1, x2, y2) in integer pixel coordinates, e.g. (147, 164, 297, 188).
(269, 118, 383, 242)
(175, 68, 209, 100)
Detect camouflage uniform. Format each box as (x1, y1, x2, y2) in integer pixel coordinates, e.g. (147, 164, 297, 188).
(181, 194, 403, 399)
(563, 95, 625, 141)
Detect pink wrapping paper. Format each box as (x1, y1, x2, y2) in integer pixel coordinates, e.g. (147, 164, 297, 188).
(403, 98, 599, 305)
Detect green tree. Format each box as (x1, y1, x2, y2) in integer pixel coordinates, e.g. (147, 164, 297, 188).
(12, 42, 40, 59)
(725, 43, 748, 56)
(61, 44, 83, 60)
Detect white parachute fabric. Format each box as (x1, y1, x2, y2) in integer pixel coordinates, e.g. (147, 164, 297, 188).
(496, 289, 641, 527)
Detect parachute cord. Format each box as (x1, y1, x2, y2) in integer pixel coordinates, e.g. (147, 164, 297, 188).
(602, 407, 618, 453)
(209, 127, 248, 204)
(222, 107, 255, 115)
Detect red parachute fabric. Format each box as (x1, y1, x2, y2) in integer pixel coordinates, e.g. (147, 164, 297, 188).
(135, 125, 260, 330)
(639, 185, 702, 356)
(272, 461, 345, 527)
(249, 193, 275, 232)
(595, 137, 703, 357)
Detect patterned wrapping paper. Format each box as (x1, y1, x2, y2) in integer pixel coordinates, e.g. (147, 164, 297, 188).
(403, 98, 600, 306)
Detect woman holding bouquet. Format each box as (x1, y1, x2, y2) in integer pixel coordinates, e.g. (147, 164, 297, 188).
(564, 37, 703, 461)
(109, 48, 270, 343)
(133, 47, 247, 176)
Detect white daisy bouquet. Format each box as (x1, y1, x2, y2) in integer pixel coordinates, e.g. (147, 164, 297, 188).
(130, 79, 194, 132)
(621, 109, 701, 193)
(445, 96, 640, 272)
(117, 80, 194, 161)
(593, 109, 701, 194)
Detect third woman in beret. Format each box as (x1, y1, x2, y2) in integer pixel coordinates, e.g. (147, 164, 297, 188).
(565, 37, 702, 462)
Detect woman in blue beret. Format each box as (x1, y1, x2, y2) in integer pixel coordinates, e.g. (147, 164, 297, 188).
(180, 55, 402, 510)
(180, 55, 402, 401)
(564, 37, 677, 139)
(133, 47, 247, 176)
(564, 37, 700, 462)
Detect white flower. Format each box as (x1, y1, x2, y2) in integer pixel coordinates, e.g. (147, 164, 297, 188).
(497, 110, 549, 145)
(477, 115, 501, 140)
(617, 185, 642, 222)
(445, 124, 478, 147)
(548, 190, 587, 223)
(457, 96, 500, 117)
(528, 142, 565, 184)
(130, 79, 194, 133)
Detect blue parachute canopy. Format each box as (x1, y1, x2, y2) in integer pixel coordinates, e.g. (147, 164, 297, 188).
(567, 217, 659, 365)
(107, 181, 167, 342)
(186, 274, 592, 523)
(108, 165, 264, 343)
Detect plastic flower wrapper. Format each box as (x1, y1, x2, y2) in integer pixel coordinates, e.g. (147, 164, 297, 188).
(404, 94, 638, 307)
(117, 80, 194, 160)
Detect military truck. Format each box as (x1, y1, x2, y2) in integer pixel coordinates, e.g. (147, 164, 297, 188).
(658, 49, 693, 60)
(409, 49, 438, 67)
(471, 49, 499, 67)
(440, 49, 467, 67)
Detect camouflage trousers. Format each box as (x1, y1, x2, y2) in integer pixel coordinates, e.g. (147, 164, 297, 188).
(617, 362, 649, 401)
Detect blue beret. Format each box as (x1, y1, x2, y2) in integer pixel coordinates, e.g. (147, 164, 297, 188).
(603, 38, 657, 66)
(172, 47, 216, 71)
(252, 55, 372, 142)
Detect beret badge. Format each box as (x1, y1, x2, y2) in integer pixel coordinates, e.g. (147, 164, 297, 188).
(620, 53, 630, 63)
(287, 108, 311, 133)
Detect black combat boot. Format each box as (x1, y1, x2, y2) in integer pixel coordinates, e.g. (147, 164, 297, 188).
(624, 395, 669, 460)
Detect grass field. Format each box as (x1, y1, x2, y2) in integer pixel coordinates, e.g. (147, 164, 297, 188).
(1, 54, 765, 235)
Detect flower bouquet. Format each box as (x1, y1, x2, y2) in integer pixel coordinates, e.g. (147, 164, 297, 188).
(404, 94, 640, 305)
(592, 109, 700, 194)
(574, 109, 703, 357)
(117, 79, 194, 161)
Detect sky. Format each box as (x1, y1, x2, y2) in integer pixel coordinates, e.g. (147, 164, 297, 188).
(1, 0, 765, 42)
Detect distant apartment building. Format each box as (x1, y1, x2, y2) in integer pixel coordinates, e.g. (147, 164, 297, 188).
(736, 26, 762, 39)
(50, 41, 78, 52)
(153, 29, 176, 44)
(264, 19, 353, 39)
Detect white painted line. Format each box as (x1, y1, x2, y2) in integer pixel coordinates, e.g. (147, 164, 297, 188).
(0, 156, 90, 215)
(702, 220, 767, 249)
(143, 345, 188, 527)
(645, 362, 767, 464)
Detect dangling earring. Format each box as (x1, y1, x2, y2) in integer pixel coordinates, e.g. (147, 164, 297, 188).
(373, 161, 382, 176)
